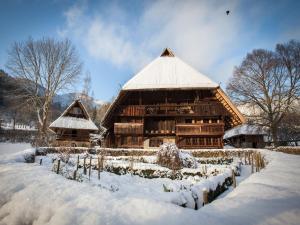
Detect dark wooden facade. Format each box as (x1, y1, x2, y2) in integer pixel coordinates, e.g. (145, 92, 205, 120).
(102, 48, 245, 149)
(102, 89, 245, 149)
(226, 135, 265, 148)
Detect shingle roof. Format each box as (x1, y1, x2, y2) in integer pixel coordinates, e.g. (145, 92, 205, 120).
(49, 100, 98, 131)
(223, 124, 267, 139)
(122, 48, 218, 90)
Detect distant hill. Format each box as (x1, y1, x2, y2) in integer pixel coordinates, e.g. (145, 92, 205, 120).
(53, 92, 104, 109)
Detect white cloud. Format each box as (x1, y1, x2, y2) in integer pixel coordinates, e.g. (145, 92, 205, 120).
(59, 1, 151, 70)
(59, 0, 248, 82)
(139, 0, 242, 74)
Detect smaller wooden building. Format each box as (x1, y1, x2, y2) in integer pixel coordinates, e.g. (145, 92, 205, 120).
(49, 100, 98, 147)
(223, 124, 266, 148)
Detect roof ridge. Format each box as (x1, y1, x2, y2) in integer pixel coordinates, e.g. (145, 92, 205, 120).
(160, 48, 175, 57)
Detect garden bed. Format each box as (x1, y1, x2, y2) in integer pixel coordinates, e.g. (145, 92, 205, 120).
(33, 150, 246, 210)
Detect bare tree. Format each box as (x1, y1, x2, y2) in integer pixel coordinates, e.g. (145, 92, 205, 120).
(227, 40, 300, 146)
(82, 71, 91, 97)
(97, 102, 111, 124)
(6, 37, 82, 145)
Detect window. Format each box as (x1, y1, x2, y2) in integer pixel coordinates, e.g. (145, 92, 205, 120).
(121, 136, 127, 145)
(185, 119, 192, 123)
(149, 138, 163, 147)
(199, 138, 205, 146)
(132, 136, 138, 145)
(192, 138, 198, 145)
(206, 138, 212, 145)
(71, 130, 77, 137)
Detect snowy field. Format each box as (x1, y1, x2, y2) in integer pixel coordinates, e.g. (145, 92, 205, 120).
(0, 144, 299, 225)
(0, 142, 32, 155)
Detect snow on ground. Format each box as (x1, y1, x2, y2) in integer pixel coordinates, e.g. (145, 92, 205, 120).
(0, 142, 32, 155)
(0, 145, 299, 225)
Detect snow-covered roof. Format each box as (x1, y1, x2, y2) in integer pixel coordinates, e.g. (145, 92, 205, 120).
(223, 124, 267, 139)
(49, 100, 98, 131)
(122, 48, 218, 90)
(49, 116, 98, 130)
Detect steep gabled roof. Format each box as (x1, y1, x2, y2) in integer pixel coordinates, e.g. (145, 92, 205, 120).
(49, 100, 98, 131)
(122, 48, 218, 90)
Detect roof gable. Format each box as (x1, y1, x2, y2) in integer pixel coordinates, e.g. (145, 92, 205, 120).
(62, 100, 89, 119)
(49, 100, 98, 131)
(160, 48, 175, 57)
(122, 48, 218, 91)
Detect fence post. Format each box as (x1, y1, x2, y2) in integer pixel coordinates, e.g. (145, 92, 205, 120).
(232, 169, 236, 188)
(251, 153, 254, 173)
(56, 160, 60, 174)
(98, 156, 101, 180)
(89, 156, 92, 180)
(255, 153, 259, 172)
(83, 157, 87, 175)
(203, 189, 208, 205)
(76, 155, 79, 170)
(73, 170, 77, 180)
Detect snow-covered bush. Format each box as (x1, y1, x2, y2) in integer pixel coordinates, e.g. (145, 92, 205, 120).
(179, 151, 197, 168)
(57, 147, 72, 163)
(157, 143, 182, 170)
(157, 143, 197, 169)
(23, 149, 36, 163)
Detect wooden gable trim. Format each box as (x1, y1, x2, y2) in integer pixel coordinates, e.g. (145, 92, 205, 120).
(215, 88, 246, 126)
(101, 91, 127, 128)
(61, 100, 90, 120)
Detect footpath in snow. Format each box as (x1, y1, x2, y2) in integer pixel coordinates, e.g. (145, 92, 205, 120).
(0, 145, 299, 225)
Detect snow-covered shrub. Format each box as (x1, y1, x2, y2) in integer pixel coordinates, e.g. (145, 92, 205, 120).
(157, 143, 197, 169)
(57, 147, 72, 163)
(179, 151, 197, 168)
(157, 143, 182, 170)
(23, 149, 36, 163)
(36, 147, 48, 155)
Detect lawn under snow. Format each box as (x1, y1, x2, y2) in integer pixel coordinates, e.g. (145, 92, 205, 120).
(0, 144, 300, 225)
(0, 142, 32, 155)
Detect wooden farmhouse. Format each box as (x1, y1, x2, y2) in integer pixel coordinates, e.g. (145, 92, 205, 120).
(49, 100, 98, 147)
(102, 48, 245, 149)
(223, 124, 266, 148)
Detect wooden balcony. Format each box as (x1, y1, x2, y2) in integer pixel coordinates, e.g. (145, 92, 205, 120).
(176, 136, 223, 149)
(176, 123, 224, 136)
(114, 123, 144, 135)
(118, 103, 228, 117)
(56, 134, 89, 141)
(145, 129, 176, 135)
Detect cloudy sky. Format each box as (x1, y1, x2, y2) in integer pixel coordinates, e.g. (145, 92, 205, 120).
(1, 0, 300, 101)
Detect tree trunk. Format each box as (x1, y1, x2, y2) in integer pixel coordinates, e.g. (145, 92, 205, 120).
(36, 101, 51, 146)
(271, 125, 279, 147)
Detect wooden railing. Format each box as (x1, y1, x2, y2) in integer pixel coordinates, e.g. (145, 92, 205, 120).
(177, 136, 223, 148)
(56, 134, 89, 141)
(176, 123, 224, 136)
(145, 129, 175, 135)
(114, 123, 144, 135)
(118, 103, 228, 117)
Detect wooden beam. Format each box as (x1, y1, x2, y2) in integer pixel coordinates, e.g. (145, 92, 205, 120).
(215, 88, 246, 125)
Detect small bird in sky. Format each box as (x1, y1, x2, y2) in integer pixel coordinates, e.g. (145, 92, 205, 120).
(226, 10, 230, 15)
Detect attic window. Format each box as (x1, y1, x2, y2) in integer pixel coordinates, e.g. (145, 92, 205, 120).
(160, 48, 175, 57)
